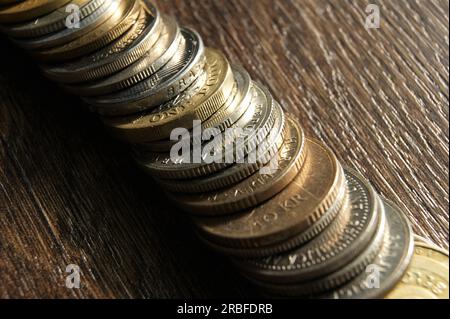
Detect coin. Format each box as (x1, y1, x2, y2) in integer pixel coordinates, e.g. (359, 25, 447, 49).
(102, 47, 235, 142)
(385, 242, 449, 298)
(13, 0, 115, 50)
(85, 27, 206, 115)
(138, 64, 252, 152)
(34, 0, 138, 62)
(167, 108, 304, 215)
(41, 0, 160, 83)
(0, 0, 71, 24)
(247, 192, 386, 296)
(156, 102, 287, 193)
(67, 14, 180, 96)
(136, 82, 276, 179)
(192, 138, 344, 248)
(196, 183, 348, 258)
(235, 168, 381, 284)
(323, 199, 414, 299)
(414, 234, 434, 245)
(0, 0, 97, 38)
(412, 235, 448, 258)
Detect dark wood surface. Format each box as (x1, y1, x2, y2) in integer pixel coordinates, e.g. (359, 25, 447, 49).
(0, 0, 448, 298)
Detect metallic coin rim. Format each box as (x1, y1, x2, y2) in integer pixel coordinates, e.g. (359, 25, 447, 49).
(86, 27, 206, 115)
(69, 14, 180, 96)
(102, 47, 234, 142)
(1, 0, 98, 38)
(325, 198, 414, 299)
(42, 1, 161, 83)
(13, 0, 115, 50)
(34, 0, 138, 62)
(0, 0, 72, 24)
(198, 181, 348, 258)
(192, 138, 344, 248)
(246, 192, 387, 295)
(157, 101, 288, 193)
(384, 242, 449, 299)
(235, 168, 381, 283)
(168, 109, 309, 216)
(138, 64, 252, 152)
(136, 82, 277, 179)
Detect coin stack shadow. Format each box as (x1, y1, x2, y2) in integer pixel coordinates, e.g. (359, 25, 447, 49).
(2, 0, 443, 298)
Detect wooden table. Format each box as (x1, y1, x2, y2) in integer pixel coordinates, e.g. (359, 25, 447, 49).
(0, 0, 448, 298)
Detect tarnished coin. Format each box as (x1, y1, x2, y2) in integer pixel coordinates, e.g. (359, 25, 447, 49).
(192, 138, 344, 248)
(85, 27, 206, 115)
(385, 242, 449, 299)
(323, 199, 414, 299)
(13, 0, 116, 50)
(102, 47, 235, 142)
(167, 108, 305, 216)
(34, 0, 138, 62)
(67, 14, 180, 96)
(157, 103, 287, 193)
(136, 82, 276, 179)
(236, 168, 381, 284)
(41, 0, 160, 83)
(0, 0, 97, 38)
(0, 0, 71, 24)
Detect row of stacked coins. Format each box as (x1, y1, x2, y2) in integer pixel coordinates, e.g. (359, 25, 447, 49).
(1, 0, 447, 298)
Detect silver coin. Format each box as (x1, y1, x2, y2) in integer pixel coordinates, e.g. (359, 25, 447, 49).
(250, 193, 387, 296)
(153, 69, 281, 193)
(235, 168, 381, 284)
(1, 0, 103, 38)
(136, 81, 276, 180)
(155, 99, 284, 193)
(323, 198, 414, 299)
(42, 0, 161, 84)
(14, 0, 116, 50)
(85, 27, 206, 115)
(65, 14, 180, 96)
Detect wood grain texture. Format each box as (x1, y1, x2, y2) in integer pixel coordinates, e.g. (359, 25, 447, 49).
(0, 0, 448, 298)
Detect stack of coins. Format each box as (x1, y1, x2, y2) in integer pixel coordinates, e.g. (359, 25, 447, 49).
(0, 0, 447, 299)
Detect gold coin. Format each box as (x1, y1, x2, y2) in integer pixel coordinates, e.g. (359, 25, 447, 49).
(169, 113, 306, 215)
(137, 64, 252, 152)
(135, 81, 276, 179)
(385, 242, 449, 298)
(0, 0, 71, 24)
(103, 48, 234, 143)
(413, 235, 448, 259)
(414, 234, 435, 246)
(33, 0, 139, 62)
(192, 138, 344, 248)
